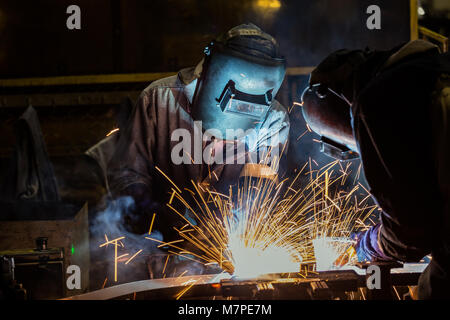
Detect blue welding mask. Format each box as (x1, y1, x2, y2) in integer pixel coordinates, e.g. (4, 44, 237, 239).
(191, 26, 286, 140)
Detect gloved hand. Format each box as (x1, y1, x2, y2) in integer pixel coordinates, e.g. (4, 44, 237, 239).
(351, 231, 372, 262)
(115, 183, 182, 242)
(352, 224, 392, 262)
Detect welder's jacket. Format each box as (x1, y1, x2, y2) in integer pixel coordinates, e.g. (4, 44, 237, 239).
(88, 65, 289, 238)
(351, 41, 450, 298)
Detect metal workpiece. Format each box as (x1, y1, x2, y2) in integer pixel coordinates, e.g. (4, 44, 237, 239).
(65, 262, 427, 300)
(307, 280, 332, 300)
(356, 261, 404, 300)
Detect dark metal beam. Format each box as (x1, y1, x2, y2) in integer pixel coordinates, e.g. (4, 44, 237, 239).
(0, 91, 141, 108)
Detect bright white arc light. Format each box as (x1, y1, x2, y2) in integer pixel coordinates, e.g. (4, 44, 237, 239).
(228, 236, 301, 278)
(312, 237, 355, 272)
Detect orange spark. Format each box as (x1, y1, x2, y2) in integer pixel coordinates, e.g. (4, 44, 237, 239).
(106, 128, 120, 137)
(125, 249, 143, 265)
(148, 213, 156, 235)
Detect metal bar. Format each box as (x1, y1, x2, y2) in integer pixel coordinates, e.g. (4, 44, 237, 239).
(0, 67, 313, 88)
(64, 265, 426, 300)
(419, 26, 449, 52)
(285, 67, 315, 76)
(63, 274, 222, 300)
(0, 73, 176, 87)
(0, 90, 141, 107)
(410, 0, 419, 41)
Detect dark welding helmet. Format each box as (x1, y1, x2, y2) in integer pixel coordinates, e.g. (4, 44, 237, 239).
(191, 24, 286, 139)
(301, 49, 369, 161)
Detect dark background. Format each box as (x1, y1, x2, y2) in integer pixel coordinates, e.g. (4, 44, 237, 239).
(0, 0, 426, 204)
(3, 0, 448, 292)
(0, 0, 410, 78)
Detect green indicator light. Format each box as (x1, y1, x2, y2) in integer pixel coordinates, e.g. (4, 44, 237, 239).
(71, 244, 75, 255)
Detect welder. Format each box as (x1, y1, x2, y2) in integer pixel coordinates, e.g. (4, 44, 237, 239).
(301, 39, 449, 299)
(88, 23, 289, 242)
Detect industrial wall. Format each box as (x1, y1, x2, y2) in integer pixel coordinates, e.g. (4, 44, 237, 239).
(0, 0, 415, 202)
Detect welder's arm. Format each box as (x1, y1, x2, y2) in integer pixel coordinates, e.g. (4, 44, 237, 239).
(107, 91, 158, 234)
(228, 104, 289, 221)
(352, 83, 434, 263)
(238, 103, 289, 190)
(355, 214, 431, 263)
(354, 224, 392, 262)
(108, 91, 156, 195)
(245, 101, 290, 173)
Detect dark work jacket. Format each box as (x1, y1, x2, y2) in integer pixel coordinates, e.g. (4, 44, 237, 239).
(352, 41, 450, 262)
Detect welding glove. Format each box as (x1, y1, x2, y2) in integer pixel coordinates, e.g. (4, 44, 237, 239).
(353, 224, 392, 262)
(232, 163, 279, 220)
(116, 183, 159, 235)
(115, 183, 182, 242)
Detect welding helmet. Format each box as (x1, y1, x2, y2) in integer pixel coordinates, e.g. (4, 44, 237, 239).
(191, 24, 286, 140)
(301, 49, 369, 161)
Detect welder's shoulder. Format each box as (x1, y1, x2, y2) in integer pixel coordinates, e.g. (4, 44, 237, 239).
(142, 74, 183, 94)
(136, 74, 186, 111)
